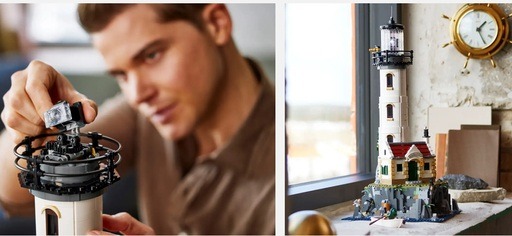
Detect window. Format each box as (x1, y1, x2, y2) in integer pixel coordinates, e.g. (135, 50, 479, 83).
(287, 4, 401, 212)
(424, 163, 430, 170)
(45, 208, 59, 235)
(397, 163, 403, 172)
(381, 165, 389, 175)
(387, 104, 393, 119)
(387, 135, 394, 143)
(27, 3, 89, 45)
(386, 73, 393, 88)
(286, 3, 356, 185)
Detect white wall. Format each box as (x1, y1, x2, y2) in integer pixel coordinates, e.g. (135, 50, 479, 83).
(403, 3, 512, 140)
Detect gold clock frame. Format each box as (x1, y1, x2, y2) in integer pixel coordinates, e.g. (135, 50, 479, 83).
(443, 4, 512, 68)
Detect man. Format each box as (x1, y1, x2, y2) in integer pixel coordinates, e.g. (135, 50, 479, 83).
(0, 4, 275, 234)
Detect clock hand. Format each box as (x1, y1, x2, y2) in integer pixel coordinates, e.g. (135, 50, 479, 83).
(478, 30, 486, 44)
(476, 21, 487, 32)
(476, 20, 487, 44)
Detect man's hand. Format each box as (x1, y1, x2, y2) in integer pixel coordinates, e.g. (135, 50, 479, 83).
(1, 60, 97, 144)
(0, 60, 98, 206)
(88, 213, 155, 235)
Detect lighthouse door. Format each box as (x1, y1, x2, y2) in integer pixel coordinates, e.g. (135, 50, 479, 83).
(408, 161, 418, 181)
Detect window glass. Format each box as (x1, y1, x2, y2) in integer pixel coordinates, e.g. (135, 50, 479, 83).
(381, 165, 388, 175)
(27, 3, 89, 45)
(45, 209, 59, 235)
(386, 73, 393, 88)
(286, 3, 356, 184)
(387, 104, 393, 119)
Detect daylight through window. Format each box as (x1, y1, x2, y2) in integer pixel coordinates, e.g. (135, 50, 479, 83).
(286, 3, 356, 184)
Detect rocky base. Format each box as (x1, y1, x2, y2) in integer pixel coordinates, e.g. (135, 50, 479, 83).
(349, 181, 459, 221)
(342, 209, 461, 223)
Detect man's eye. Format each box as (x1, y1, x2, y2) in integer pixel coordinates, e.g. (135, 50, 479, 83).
(145, 51, 162, 64)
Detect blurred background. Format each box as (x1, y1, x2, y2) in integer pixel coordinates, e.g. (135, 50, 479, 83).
(286, 3, 356, 185)
(0, 3, 275, 234)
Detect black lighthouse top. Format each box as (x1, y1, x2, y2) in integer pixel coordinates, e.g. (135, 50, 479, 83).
(380, 16, 404, 30)
(371, 15, 413, 69)
(14, 102, 122, 201)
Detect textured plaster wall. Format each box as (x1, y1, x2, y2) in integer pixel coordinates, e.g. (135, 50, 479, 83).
(403, 3, 512, 189)
(403, 3, 512, 140)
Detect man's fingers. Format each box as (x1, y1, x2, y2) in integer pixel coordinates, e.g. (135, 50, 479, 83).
(8, 70, 45, 126)
(75, 97, 98, 124)
(2, 110, 44, 139)
(101, 213, 155, 235)
(24, 60, 58, 121)
(21, 60, 97, 124)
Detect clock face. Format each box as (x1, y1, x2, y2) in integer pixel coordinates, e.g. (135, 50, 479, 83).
(457, 10, 498, 49)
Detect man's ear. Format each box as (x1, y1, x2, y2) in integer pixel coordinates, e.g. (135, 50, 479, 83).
(201, 4, 232, 46)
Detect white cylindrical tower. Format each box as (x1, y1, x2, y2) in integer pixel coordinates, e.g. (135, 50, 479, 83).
(34, 196, 102, 235)
(371, 17, 413, 157)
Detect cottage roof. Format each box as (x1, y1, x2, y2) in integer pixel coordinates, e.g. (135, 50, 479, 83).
(388, 141, 434, 158)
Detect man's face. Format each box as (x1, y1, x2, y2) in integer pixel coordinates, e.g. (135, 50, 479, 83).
(92, 5, 225, 140)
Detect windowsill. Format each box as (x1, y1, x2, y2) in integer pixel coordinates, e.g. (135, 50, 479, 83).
(288, 174, 374, 212)
(317, 193, 512, 235)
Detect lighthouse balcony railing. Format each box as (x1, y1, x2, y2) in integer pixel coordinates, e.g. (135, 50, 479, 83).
(372, 50, 413, 66)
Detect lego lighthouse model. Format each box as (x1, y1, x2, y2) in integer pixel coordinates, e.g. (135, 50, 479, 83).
(347, 16, 459, 223)
(14, 101, 121, 235)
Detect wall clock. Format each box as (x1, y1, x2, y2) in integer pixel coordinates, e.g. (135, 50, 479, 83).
(442, 4, 511, 68)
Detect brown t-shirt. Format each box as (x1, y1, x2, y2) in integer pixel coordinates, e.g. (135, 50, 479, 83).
(1, 60, 275, 234)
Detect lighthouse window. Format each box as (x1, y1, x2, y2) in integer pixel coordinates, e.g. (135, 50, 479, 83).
(386, 104, 393, 119)
(386, 73, 393, 88)
(397, 164, 403, 172)
(45, 209, 59, 235)
(387, 135, 393, 143)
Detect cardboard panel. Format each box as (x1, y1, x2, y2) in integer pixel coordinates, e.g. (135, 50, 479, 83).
(446, 129, 500, 187)
(461, 125, 502, 174)
(428, 107, 491, 151)
(435, 133, 447, 178)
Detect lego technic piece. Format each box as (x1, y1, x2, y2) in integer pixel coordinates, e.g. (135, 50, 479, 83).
(44, 101, 85, 132)
(14, 101, 121, 235)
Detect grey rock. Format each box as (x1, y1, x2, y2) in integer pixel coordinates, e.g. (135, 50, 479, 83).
(440, 174, 488, 190)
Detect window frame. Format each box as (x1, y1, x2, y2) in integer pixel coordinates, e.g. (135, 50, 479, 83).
(387, 104, 394, 119)
(386, 73, 393, 88)
(387, 134, 394, 143)
(287, 3, 403, 213)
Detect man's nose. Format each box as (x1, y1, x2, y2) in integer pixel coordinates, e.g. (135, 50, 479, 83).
(127, 71, 156, 105)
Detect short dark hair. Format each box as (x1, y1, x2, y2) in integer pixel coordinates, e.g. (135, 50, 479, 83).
(77, 4, 207, 33)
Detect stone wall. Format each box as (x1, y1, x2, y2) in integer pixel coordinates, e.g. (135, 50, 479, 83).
(403, 4, 512, 190)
